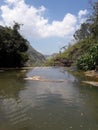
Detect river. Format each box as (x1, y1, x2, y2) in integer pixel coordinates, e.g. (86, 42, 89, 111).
(0, 67, 98, 130)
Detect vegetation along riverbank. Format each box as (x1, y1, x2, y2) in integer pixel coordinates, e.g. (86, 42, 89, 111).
(45, 1, 98, 72)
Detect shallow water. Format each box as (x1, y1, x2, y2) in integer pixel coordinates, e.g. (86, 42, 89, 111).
(0, 67, 98, 130)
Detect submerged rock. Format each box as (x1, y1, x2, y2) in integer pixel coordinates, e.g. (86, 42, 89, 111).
(24, 75, 69, 83)
(24, 76, 41, 81)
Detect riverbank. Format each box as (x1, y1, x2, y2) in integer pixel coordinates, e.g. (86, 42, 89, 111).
(0, 67, 34, 71)
(83, 70, 98, 87)
(68, 67, 98, 87)
(84, 70, 98, 78)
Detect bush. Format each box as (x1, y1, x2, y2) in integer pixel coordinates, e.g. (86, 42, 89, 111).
(76, 44, 98, 70)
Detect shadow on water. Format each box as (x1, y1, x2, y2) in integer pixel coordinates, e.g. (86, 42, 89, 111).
(0, 67, 98, 130)
(0, 70, 28, 98)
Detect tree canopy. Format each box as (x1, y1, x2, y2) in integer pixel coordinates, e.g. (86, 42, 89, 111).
(0, 23, 28, 68)
(75, 1, 98, 70)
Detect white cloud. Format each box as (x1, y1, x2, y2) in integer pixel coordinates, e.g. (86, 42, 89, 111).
(5, 0, 23, 4)
(78, 9, 88, 24)
(78, 9, 88, 18)
(0, 0, 88, 40)
(37, 13, 77, 38)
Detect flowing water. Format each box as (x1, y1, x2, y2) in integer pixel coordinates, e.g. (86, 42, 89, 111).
(0, 67, 98, 130)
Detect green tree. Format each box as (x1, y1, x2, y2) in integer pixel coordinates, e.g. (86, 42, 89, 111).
(0, 23, 28, 68)
(75, 1, 98, 70)
(77, 44, 98, 70)
(89, 2, 98, 39)
(74, 23, 90, 41)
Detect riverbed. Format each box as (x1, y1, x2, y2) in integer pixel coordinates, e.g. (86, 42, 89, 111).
(0, 67, 98, 130)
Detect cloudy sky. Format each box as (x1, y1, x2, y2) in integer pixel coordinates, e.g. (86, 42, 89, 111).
(0, 0, 97, 54)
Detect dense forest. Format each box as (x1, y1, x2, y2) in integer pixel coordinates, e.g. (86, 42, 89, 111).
(0, 23, 45, 68)
(45, 1, 98, 71)
(0, 23, 28, 68)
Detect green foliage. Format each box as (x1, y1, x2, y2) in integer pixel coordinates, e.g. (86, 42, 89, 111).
(44, 39, 89, 67)
(77, 44, 98, 70)
(73, 23, 90, 41)
(44, 56, 55, 66)
(76, 1, 98, 70)
(77, 53, 94, 70)
(0, 23, 28, 68)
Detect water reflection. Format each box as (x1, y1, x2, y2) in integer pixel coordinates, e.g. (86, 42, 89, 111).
(0, 67, 98, 130)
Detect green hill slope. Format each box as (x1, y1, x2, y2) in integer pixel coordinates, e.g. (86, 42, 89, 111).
(26, 43, 45, 66)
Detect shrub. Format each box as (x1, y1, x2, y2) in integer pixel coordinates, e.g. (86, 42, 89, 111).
(76, 44, 98, 70)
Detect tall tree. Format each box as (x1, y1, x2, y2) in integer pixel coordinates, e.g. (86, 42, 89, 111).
(89, 2, 98, 39)
(74, 23, 90, 41)
(74, 1, 98, 41)
(0, 23, 28, 68)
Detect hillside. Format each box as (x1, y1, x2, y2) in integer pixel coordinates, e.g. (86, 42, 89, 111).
(45, 35, 97, 68)
(45, 1, 98, 70)
(26, 43, 45, 66)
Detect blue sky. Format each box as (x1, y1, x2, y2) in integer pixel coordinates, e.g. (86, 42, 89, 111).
(0, 0, 97, 54)
(26, 0, 89, 20)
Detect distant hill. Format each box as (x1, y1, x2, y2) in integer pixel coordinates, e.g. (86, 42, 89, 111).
(26, 43, 46, 66)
